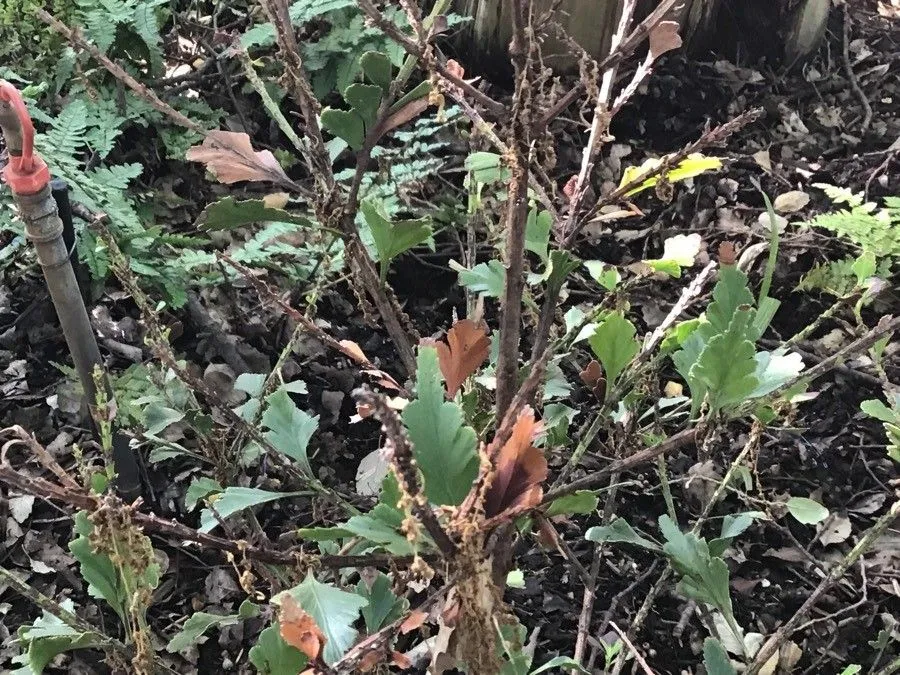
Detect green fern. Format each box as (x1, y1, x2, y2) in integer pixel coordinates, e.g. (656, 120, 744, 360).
(806, 184, 900, 258)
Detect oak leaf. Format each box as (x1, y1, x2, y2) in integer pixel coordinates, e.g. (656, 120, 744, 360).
(484, 407, 548, 520)
(434, 319, 491, 398)
(278, 595, 326, 661)
(186, 131, 294, 187)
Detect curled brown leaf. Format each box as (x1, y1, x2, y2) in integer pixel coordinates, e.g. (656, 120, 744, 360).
(434, 319, 491, 398)
(484, 407, 548, 521)
(186, 130, 295, 188)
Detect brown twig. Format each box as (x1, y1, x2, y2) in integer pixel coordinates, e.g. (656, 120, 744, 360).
(0, 462, 419, 570)
(35, 9, 202, 133)
(842, 3, 873, 141)
(354, 388, 457, 558)
(494, 0, 536, 419)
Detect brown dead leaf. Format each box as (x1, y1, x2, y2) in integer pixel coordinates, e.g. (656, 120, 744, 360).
(278, 595, 326, 661)
(338, 339, 367, 364)
(484, 407, 548, 520)
(358, 650, 384, 672)
(434, 319, 491, 398)
(648, 21, 682, 60)
(392, 651, 413, 669)
(186, 131, 294, 187)
(718, 241, 737, 265)
(381, 99, 431, 136)
(399, 609, 428, 634)
(579, 360, 607, 400)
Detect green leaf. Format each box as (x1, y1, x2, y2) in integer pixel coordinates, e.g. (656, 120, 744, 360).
(691, 308, 758, 413)
(786, 497, 829, 525)
(751, 350, 804, 398)
(261, 387, 319, 473)
(588, 312, 639, 387)
(69, 512, 125, 620)
(751, 296, 780, 341)
(321, 108, 365, 150)
(296, 526, 354, 542)
(719, 512, 763, 539)
(450, 259, 506, 298)
(402, 346, 479, 505)
(12, 601, 106, 675)
(464, 151, 508, 184)
(357, 572, 408, 633)
(361, 199, 432, 280)
(701, 266, 755, 339)
(584, 261, 621, 290)
(143, 403, 184, 435)
(389, 80, 431, 113)
(200, 487, 306, 533)
(546, 491, 599, 517)
(543, 250, 580, 292)
(343, 512, 415, 555)
(530, 656, 590, 674)
(525, 208, 551, 263)
(861, 398, 896, 424)
(659, 515, 732, 615)
(644, 233, 701, 278)
(185, 477, 223, 512)
(838, 667, 862, 675)
(197, 197, 313, 231)
(585, 518, 660, 551)
(249, 623, 308, 675)
(360, 51, 392, 91)
(166, 610, 243, 653)
(343, 83, 383, 129)
(274, 574, 368, 665)
(703, 637, 737, 675)
(506, 569, 525, 588)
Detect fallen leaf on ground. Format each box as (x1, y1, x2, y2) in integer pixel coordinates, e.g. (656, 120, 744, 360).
(278, 595, 326, 661)
(434, 319, 491, 398)
(186, 131, 293, 187)
(338, 339, 367, 364)
(484, 407, 548, 520)
(649, 21, 683, 60)
(399, 609, 428, 634)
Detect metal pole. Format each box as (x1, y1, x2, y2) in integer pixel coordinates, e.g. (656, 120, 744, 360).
(1, 80, 140, 498)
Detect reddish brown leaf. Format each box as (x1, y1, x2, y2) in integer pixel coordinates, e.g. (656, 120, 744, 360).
(392, 651, 413, 669)
(399, 609, 428, 634)
(563, 175, 578, 202)
(186, 131, 293, 187)
(484, 407, 548, 520)
(278, 595, 326, 661)
(445, 59, 465, 80)
(358, 650, 383, 672)
(718, 241, 737, 265)
(381, 98, 431, 136)
(579, 360, 602, 386)
(434, 319, 491, 398)
(648, 21, 682, 61)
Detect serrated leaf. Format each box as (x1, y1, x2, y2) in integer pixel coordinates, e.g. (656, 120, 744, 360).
(200, 487, 306, 533)
(343, 83, 383, 129)
(585, 517, 660, 551)
(860, 398, 896, 424)
(703, 638, 737, 675)
(12, 601, 106, 675)
(69, 513, 126, 620)
(184, 477, 223, 512)
(361, 199, 432, 280)
(274, 574, 368, 665)
(249, 623, 308, 675)
(360, 51, 392, 91)
(786, 497, 829, 524)
(197, 197, 313, 231)
(702, 266, 755, 338)
(434, 319, 491, 398)
(357, 572, 408, 633)
(691, 308, 758, 413)
(186, 131, 293, 187)
(659, 515, 732, 614)
(261, 387, 318, 473)
(543, 250, 580, 292)
(588, 312, 639, 387)
(321, 108, 365, 150)
(484, 408, 548, 520)
(402, 346, 479, 505)
(450, 259, 506, 298)
(166, 609, 242, 652)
